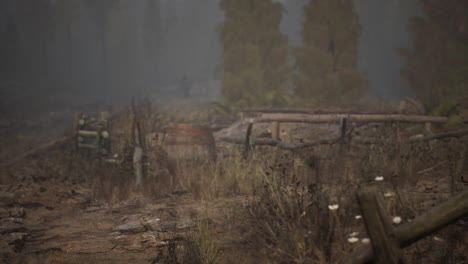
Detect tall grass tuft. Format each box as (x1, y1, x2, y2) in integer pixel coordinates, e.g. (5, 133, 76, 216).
(182, 222, 223, 264)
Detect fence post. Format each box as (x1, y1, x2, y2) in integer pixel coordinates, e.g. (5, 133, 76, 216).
(271, 121, 280, 141)
(357, 186, 403, 264)
(340, 118, 347, 141)
(243, 122, 254, 159)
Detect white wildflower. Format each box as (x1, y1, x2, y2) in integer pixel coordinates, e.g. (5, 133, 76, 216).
(355, 215, 362, 219)
(361, 238, 371, 244)
(349, 232, 359, 237)
(328, 204, 339, 211)
(375, 176, 384, 181)
(101, 131, 110, 139)
(348, 237, 359, 243)
(393, 216, 402, 225)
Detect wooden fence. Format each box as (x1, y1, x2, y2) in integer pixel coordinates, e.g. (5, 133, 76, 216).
(255, 113, 447, 141)
(219, 112, 468, 151)
(340, 187, 468, 264)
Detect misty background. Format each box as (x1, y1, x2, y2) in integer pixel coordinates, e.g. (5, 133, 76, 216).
(0, 0, 423, 116)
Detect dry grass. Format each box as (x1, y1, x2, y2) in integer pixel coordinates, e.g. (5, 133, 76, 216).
(66, 107, 467, 263)
(182, 221, 223, 264)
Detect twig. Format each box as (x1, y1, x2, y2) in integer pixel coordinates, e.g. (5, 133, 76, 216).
(417, 161, 447, 174)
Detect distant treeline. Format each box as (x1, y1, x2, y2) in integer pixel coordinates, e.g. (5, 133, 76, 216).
(218, 0, 468, 111)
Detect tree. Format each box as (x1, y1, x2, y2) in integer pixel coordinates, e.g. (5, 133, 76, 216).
(294, 0, 368, 105)
(400, 0, 468, 111)
(218, 0, 292, 107)
(52, 0, 81, 92)
(0, 16, 20, 79)
(83, 0, 120, 104)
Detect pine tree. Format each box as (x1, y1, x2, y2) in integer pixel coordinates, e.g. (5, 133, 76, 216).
(218, 0, 291, 107)
(400, 0, 468, 110)
(295, 0, 368, 105)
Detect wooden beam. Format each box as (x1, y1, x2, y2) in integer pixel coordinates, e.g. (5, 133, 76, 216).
(340, 189, 468, 264)
(78, 130, 98, 137)
(255, 113, 448, 124)
(357, 187, 402, 264)
(395, 189, 468, 247)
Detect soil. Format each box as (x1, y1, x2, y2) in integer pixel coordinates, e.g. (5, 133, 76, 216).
(1, 109, 467, 264)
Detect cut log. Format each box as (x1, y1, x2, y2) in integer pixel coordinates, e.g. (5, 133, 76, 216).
(340, 189, 468, 264)
(255, 113, 448, 124)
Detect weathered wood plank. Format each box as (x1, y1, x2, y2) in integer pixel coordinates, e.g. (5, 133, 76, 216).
(357, 187, 402, 264)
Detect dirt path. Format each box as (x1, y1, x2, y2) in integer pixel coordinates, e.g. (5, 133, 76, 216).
(0, 173, 250, 264)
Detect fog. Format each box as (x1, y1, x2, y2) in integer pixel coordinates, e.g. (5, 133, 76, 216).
(354, 0, 423, 97)
(0, 0, 422, 116)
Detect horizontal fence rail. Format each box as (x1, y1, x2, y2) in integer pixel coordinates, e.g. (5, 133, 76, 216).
(254, 113, 448, 124)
